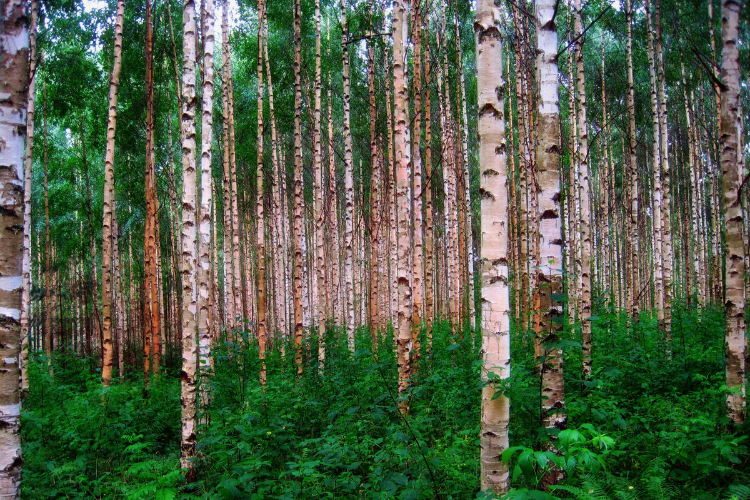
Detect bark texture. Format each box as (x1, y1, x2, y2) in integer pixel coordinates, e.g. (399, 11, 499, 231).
(198, 0, 216, 387)
(293, 0, 304, 370)
(536, 0, 566, 482)
(719, 0, 746, 424)
(341, 0, 355, 348)
(0, 0, 29, 496)
(179, 0, 199, 480)
(101, 0, 125, 387)
(144, 0, 160, 380)
(573, 0, 592, 382)
(256, 0, 267, 384)
(393, 0, 412, 401)
(476, 0, 509, 492)
(20, 0, 37, 394)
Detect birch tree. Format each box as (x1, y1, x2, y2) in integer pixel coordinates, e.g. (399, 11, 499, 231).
(0, 0, 29, 495)
(198, 0, 216, 386)
(179, 0, 199, 480)
(20, 0, 38, 394)
(393, 0, 412, 400)
(476, 0, 509, 492)
(101, 0, 125, 387)
(719, 0, 746, 424)
(536, 0, 566, 484)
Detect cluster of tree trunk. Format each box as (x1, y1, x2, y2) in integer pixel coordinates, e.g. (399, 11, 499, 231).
(476, 0, 747, 494)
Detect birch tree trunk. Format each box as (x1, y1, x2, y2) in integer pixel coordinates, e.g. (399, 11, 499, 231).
(313, 0, 325, 349)
(179, 0, 199, 480)
(221, 3, 234, 328)
(368, 13, 380, 335)
(227, 54, 243, 326)
(144, 0, 160, 380)
(327, 72, 341, 329)
(20, 0, 38, 394)
(43, 82, 51, 361)
(645, 0, 664, 328)
(625, 0, 640, 319)
(293, 0, 304, 370)
(411, 2, 423, 336)
(476, 0, 509, 492)
(198, 0, 216, 390)
(719, 0, 746, 424)
(655, 0, 672, 338)
(573, 0, 592, 382)
(101, 0, 125, 387)
(393, 0, 413, 401)
(341, 0, 355, 347)
(536, 0, 566, 485)
(264, 25, 286, 337)
(456, 14, 475, 331)
(256, 0, 267, 383)
(0, 0, 29, 494)
(423, 23, 434, 333)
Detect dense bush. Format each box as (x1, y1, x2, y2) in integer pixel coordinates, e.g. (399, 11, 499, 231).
(21, 307, 749, 499)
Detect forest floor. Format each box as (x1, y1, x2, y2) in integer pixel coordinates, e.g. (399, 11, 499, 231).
(21, 305, 750, 499)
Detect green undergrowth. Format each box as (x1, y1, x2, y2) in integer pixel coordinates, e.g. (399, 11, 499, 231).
(21, 304, 749, 499)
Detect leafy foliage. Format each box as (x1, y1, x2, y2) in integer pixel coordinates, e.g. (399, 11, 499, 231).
(23, 307, 749, 499)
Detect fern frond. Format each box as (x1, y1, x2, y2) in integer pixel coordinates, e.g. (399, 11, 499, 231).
(726, 484, 750, 500)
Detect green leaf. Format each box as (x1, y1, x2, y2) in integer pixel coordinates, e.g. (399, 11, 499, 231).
(550, 293, 568, 303)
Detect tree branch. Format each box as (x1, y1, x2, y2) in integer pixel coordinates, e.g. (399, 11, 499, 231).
(555, 5, 611, 60)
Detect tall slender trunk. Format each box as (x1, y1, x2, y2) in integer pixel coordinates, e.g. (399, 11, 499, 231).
(437, 7, 459, 327)
(512, 7, 530, 331)
(20, 0, 38, 393)
(0, 0, 29, 494)
(536, 0, 566, 485)
(566, 27, 578, 324)
(198, 0, 216, 390)
(625, 0, 640, 319)
(256, 0, 267, 383)
(423, 23, 434, 334)
(144, 0, 160, 381)
(263, 24, 286, 337)
(387, 49, 397, 328)
(293, 0, 304, 370)
(179, 0, 199, 480)
(328, 70, 341, 328)
(456, 14, 474, 331)
(341, 0, 355, 347)
(573, 0, 592, 381)
(719, 0, 746, 424)
(43, 82, 51, 360)
(600, 38, 612, 308)
(368, 11, 380, 335)
(476, 0, 509, 492)
(313, 0, 325, 348)
(101, 0, 125, 386)
(221, 4, 234, 328)
(645, 0, 664, 327)
(393, 0, 412, 401)
(655, 0, 672, 337)
(506, 53, 520, 326)
(115, 218, 125, 380)
(227, 44, 243, 326)
(411, 1, 423, 337)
